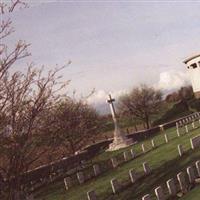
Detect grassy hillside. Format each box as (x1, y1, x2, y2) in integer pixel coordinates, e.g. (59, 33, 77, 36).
(35, 122, 200, 200)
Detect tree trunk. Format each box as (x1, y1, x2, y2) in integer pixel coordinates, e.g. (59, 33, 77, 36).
(133, 119, 138, 132)
(68, 140, 76, 155)
(145, 114, 150, 129)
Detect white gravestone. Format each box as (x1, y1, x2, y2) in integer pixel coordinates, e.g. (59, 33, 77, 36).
(190, 135, 200, 149)
(178, 144, 184, 157)
(93, 164, 101, 177)
(151, 139, 156, 148)
(155, 186, 165, 200)
(185, 125, 189, 133)
(111, 157, 118, 168)
(142, 194, 151, 200)
(123, 151, 129, 162)
(196, 160, 200, 177)
(187, 166, 196, 184)
(110, 178, 121, 194)
(167, 178, 176, 196)
(64, 177, 72, 190)
(129, 169, 137, 183)
(87, 190, 97, 200)
(176, 122, 180, 137)
(164, 134, 168, 143)
(177, 172, 187, 193)
(130, 149, 136, 159)
(143, 162, 151, 175)
(142, 144, 146, 153)
(77, 171, 85, 184)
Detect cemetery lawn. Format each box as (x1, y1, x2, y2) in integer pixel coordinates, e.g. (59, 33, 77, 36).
(36, 123, 200, 200)
(181, 185, 200, 200)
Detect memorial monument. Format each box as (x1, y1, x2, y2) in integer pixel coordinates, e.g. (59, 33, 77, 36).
(107, 94, 133, 151)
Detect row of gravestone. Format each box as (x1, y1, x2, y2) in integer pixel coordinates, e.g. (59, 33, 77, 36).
(28, 114, 200, 195)
(176, 112, 200, 128)
(141, 160, 200, 200)
(87, 161, 152, 200)
(63, 133, 170, 191)
(62, 118, 200, 192)
(86, 134, 200, 200)
(28, 112, 200, 193)
(176, 113, 200, 137)
(178, 134, 200, 157)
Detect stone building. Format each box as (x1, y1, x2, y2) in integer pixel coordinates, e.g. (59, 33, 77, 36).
(184, 54, 200, 99)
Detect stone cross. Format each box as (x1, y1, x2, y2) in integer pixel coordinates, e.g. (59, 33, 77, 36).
(107, 94, 133, 151)
(107, 94, 121, 140)
(107, 94, 118, 124)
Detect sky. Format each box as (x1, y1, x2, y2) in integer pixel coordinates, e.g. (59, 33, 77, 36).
(4, 0, 200, 112)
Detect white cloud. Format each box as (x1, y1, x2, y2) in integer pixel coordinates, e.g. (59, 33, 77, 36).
(156, 70, 190, 91)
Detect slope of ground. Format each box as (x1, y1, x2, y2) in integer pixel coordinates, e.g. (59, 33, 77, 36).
(35, 122, 200, 200)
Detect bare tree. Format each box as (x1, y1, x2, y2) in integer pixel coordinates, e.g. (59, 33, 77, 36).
(45, 99, 101, 155)
(0, 65, 70, 199)
(0, 1, 29, 79)
(118, 84, 163, 129)
(0, 1, 70, 199)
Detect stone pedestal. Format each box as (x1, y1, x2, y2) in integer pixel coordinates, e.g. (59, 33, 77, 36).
(108, 130, 133, 151)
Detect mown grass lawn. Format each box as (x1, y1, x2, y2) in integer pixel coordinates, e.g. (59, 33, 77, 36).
(35, 122, 200, 200)
(181, 185, 200, 200)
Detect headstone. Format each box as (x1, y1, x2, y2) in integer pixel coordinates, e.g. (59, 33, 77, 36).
(111, 157, 118, 168)
(142, 194, 151, 200)
(30, 181, 34, 191)
(196, 161, 200, 177)
(178, 144, 184, 157)
(192, 121, 196, 129)
(164, 134, 168, 143)
(123, 151, 129, 162)
(93, 164, 101, 176)
(49, 174, 53, 182)
(159, 125, 164, 132)
(176, 123, 180, 137)
(77, 171, 85, 184)
(190, 135, 200, 149)
(177, 172, 187, 193)
(151, 139, 156, 148)
(167, 178, 176, 196)
(130, 149, 136, 159)
(110, 178, 120, 194)
(87, 190, 97, 200)
(64, 177, 72, 190)
(185, 125, 189, 133)
(155, 186, 165, 200)
(143, 162, 151, 175)
(129, 169, 137, 183)
(142, 144, 146, 153)
(187, 166, 196, 184)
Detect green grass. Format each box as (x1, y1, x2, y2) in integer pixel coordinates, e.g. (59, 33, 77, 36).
(181, 185, 200, 200)
(36, 121, 200, 200)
